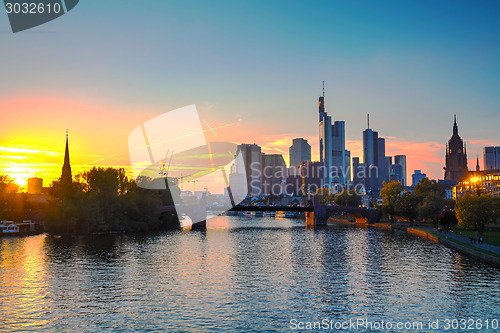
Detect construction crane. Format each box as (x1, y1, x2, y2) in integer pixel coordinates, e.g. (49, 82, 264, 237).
(159, 150, 174, 177)
(189, 179, 199, 193)
(159, 150, 169, 176)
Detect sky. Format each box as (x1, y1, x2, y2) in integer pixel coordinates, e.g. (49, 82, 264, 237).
(0, 0, 499, 192)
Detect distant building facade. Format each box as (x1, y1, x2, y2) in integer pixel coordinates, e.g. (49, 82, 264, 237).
(412, 170, 426, 187)
(285, 161, 324, 196)
(444, 116, 468, 182)
(261, 154, 287, 196)
(453, 171, 500, 199)
(289, 138, 311, 167)
(393, 155, 407, 186)
(234, 143, 262, 196)
(484, 146, 500, 170)
(27, 177, 43, 194)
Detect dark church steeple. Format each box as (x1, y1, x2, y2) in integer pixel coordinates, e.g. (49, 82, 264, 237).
(61, 130, 72, 185)
(444, 116, 468, 181)
(453, 114, 458, 137)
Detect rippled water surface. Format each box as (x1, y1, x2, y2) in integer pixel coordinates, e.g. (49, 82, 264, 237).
(1, 216, 499, 332)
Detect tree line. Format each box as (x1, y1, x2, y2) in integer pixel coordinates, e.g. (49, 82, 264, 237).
(380, 179, 500, 235)
(44, 167, 181, 234)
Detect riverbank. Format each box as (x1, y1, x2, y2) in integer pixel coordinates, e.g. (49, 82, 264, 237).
(330, 219, 500, 269)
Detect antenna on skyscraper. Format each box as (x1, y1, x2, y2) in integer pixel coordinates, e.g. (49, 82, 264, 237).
(367, 114, 370, 129)
(322, 80, 324, 98)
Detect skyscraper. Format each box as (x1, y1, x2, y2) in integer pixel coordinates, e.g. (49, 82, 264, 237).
(61, 131, 72, 185)
(385, 156, 392, 177)
(394, 155, 407, 186)
(319, 85, 350, 187)
(319, 93, 331, 187)
(235, 143, 262, 196)
(377, 137, 387, 187)
(289, 138, 311, 167)
(484, 147, 500, 170)
(444, 115, 468, 181)
(261, 154, 286, 196)
(363, 120, 380, 191)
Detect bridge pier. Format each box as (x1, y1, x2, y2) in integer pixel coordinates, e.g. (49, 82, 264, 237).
(312, 195, 327, 226)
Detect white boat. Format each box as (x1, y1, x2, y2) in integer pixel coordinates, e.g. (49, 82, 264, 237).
(263, 211, 276, 217)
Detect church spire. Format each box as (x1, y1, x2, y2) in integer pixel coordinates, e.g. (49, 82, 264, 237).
(476, 156, 480, 172)
(61, 130, 72, 185)
(453, 114, 458, 136)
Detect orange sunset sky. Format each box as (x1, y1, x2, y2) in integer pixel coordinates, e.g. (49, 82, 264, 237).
(0, 94, 495, 193)
(1, 2, 499, 192)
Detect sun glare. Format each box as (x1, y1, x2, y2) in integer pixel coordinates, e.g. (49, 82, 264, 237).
(5, 165, 35, 188)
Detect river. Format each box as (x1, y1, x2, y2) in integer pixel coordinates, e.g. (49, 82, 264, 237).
(1, 216, 499, 332)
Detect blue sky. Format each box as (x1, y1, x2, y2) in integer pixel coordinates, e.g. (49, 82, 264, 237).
(1, 0, 499, 182)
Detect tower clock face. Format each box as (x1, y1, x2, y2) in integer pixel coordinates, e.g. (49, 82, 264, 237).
(458, 149, 462, 153)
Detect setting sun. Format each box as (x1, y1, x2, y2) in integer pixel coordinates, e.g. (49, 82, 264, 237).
(5, 165, 35, 188)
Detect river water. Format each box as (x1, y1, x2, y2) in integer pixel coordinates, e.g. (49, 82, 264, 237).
(1, 216, 499, 332)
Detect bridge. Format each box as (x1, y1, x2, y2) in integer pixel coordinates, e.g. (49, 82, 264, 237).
(159, 195, 380, 230)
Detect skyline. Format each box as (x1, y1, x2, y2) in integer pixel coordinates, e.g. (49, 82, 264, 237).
(1, 1, 499, 189)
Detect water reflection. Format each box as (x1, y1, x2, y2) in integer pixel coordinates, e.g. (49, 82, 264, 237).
(0, 235, 50, 331)
(0, 218, 499, 332)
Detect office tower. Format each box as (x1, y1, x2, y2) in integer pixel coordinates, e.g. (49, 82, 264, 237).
(319, 93, 331, 188)
(235, 143, 262, 196)
(289, 138, 311, 167)
(444, 115, 468, 181)
(377, 138, 387, 187)
(385, 156, 392, 177)
(318, 84, 350, 187)
(394, 155, 407, 186)
(390, 164, 403, 183)
(362, 116, 384, 191)
(352, 157, 360, 182)
(261, 154, 286, 196)
(412, 170, 427, 187)
(344, 149, 351, 183)
(331, 121, 349, 184)
(484, 147, 500, 170)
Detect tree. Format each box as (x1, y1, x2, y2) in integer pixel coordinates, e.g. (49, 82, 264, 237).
(396, 191, 419, 222)
(45, 167, 165, 234)
(315, 188, 334, 205)
(438, 210, 458, 231)
(456, 194, 499, 236)
(380, 181, 404, 221)
(0, 174, 16, 219)
(414, 178, 445, 225)
(334, 190, 362, 207)
(443, 198, 456, 210)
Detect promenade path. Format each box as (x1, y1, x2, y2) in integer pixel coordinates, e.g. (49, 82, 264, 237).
(417, 226, 500, 255)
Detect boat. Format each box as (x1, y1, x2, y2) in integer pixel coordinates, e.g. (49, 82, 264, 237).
(276, 211, 296, 218)
(263, 211, 276, 217)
